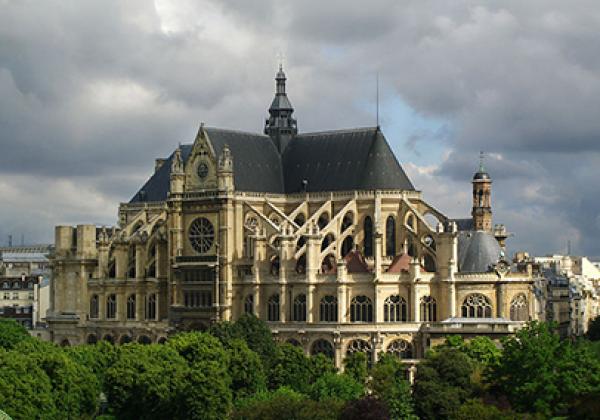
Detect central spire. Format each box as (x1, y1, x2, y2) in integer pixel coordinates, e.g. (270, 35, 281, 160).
(265, 65, 297, 153)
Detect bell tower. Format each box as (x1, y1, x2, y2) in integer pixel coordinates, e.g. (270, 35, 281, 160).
(264, 65, 297, 153)
(472, 153, 492, 232)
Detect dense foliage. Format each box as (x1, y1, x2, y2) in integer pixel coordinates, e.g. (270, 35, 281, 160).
(2, 318, 600, 419)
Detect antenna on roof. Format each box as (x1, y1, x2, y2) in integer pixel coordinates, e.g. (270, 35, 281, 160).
(376, 72, 380, 128)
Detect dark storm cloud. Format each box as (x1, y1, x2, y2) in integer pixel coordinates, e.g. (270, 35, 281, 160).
(0, 0, 599, 255)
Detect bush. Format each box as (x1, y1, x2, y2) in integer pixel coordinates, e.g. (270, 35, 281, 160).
(341, 395, 390, 420)
(233, 387, 343, 420)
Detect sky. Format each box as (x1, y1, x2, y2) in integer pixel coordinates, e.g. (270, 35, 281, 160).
(1, 0, 599, 257)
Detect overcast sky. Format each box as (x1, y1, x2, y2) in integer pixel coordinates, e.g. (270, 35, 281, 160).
(1, 0, 599, 256)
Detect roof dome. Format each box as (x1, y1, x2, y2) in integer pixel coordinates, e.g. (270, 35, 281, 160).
(473, 170, 491, 180)
(457, 231, 503, 273)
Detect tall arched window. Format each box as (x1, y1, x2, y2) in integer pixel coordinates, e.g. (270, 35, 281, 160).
(126, 294, 136, 320)
(510, 294, 528, 321)
(90, 295, 99, 319)
(461, 294, 492, 318)
(128, 247, 136, 278)
(244, 294, 254, 315)
(311, 339, 335, 358)
(346, 339, 373, 364)
(145, 293, 156, 320)
(424, 254, 436, 272)
(420, 296, 437, 321)
(383, 295, 407, 322)
(106, 294, 116, 319)
(386, 339, 413, 359)
(350, 295, 373, 322)
(386, 216, 396, 256)
(320, 295, 338, 322)
(267, 294, 280, 322)
(363, 216, 373, 257)
(293, 294, 307, 322)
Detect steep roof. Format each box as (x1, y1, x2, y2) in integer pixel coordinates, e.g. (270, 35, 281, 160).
(283, 127, 414, 193)
(457, 231, 502, 273)
(130, 126, 415, 202)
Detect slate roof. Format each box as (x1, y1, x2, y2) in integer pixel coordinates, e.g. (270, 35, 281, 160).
(130, 126, 415, 202)
(457, 230, 502, 273)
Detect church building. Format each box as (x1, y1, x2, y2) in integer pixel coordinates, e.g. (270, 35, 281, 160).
(47, 67, 535, 367)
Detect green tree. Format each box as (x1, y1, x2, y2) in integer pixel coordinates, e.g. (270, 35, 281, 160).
(492, 321, 600, 416)
(65, 340, 119, 387)
(232, 315, 277, 367)
(0, 319, 32, 350)
(0, 349, 57, 419)
(308, 372, 364, 402)
(15, 339, 100, 418)
(454, 399, 535, 420)
(104, 344, 190, 420)
(413, 347, 474, 420)
(224, 338, 267, 400)
(370, 354, 415, 419)
(269, 343, 314, 392)
(343, 352, 368, 384)
(166, 332, 233, 419)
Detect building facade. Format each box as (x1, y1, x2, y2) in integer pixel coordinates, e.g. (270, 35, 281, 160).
(534, 255, 600, 338)
(0, 245, 52, 329)
(48, 68, 535, 366)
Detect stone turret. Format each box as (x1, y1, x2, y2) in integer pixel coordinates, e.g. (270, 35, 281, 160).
(264, 65, 297, 153)
(472, 154, 492, 232)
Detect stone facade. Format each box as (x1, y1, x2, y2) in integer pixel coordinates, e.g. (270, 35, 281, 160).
(47, 69, 535, 366)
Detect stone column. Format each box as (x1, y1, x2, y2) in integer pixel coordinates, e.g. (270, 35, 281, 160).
(337, 260, 347, 322)
(409, 258, 420, 321)
(497, 283, 505, 318)
(307, 284, 315, 323)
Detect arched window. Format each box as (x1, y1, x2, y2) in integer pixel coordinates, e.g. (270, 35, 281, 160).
(383, 295, 407, 322)
(311, 339, 334, 358)
(267, 294, 280, 322)
(461, 294, 492, 318)
(106, 294, 116, 319)
(87, 334, 98, 344)
(244, 295, 254, 315)
(320, 295, 338, 322)
(386, 216, 396, 256)
(90, 294, 99, 319)
(386, 339, 413, 359)
(346, 339, 372, 360)
(341, 236, 354, 257)
(128, 247, 136, 278)
(138, 335, 152, 345)
(406, 213, 415, 230)
(286, 338, 302, 347)
(363, 216, 373, 257)
(145, 294, 157, 320)
(510, 294, 528, 321)
(126, 294, 136, 320)
(244, 217, 258, 258)
(420, 296, 437, 321)
(293, 294, 307, 322)
(341, 212, 353, 233)
(350, 295, 373, 322)
(2, 281, 9, 289)
(407, 236, 416, 257)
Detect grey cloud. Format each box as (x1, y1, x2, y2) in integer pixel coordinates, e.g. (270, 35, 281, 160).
(1, 0, 600, 256)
